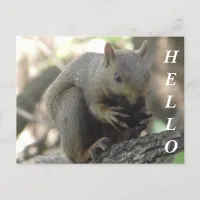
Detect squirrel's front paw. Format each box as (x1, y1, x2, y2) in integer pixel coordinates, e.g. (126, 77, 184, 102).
(138, 111, 153, 125)
(90, 137, 113, 161)
(105, 106, 130, 132)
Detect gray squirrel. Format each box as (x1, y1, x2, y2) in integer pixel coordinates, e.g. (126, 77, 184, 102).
(45, 40, 152, 163)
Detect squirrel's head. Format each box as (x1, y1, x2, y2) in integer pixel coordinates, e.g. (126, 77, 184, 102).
(102, 40, 151, 105)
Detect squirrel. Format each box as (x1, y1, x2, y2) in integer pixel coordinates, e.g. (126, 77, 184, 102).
(45, 40, 152, 163)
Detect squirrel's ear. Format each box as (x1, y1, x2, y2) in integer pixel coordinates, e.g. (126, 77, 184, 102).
(134, 40, 148, 60)
(104, 42, 115, 66)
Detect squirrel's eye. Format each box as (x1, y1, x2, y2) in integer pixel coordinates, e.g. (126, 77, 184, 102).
(114, 72, 122, 83)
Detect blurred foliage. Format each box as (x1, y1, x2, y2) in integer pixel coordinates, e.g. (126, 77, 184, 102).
(173, 151, 184, 164)
(40, 37, 134, 71)
(151, 119, 167, 133)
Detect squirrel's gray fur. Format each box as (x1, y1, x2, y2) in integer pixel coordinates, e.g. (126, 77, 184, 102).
(45, 41, 151, 163)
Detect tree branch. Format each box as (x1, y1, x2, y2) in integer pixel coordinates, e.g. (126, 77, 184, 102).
(20, 128, 184, 164)
(91, 128, 184, 164)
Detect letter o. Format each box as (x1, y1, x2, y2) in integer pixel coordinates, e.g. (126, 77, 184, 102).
(165, 140, 178, 153)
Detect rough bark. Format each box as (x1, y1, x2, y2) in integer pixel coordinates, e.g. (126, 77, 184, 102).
(91, 128, 184, 164)
(21, 128, 184, 164)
